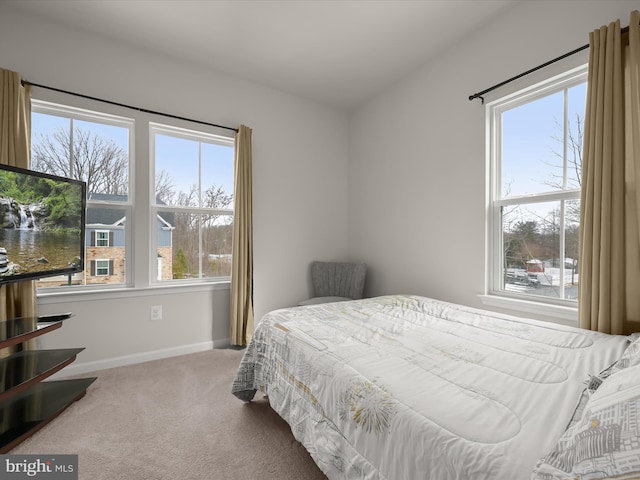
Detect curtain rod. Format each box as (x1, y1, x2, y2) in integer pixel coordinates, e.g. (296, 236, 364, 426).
(21, 80, 239, 133)
(468, 24, 632, 104)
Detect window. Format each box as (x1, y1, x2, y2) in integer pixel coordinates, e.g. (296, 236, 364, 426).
(94, 259, 111, 276)
(487, 65, 587, 307)
(30, 97, 235, 293)
(31, 100, 133, 290)
(95, 230, 110, 247)
(150, 123, 234, 283)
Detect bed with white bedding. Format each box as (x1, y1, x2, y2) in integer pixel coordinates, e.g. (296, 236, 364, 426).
(231, 294, 639, 479)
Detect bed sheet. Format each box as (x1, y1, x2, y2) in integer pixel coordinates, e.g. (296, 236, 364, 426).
(232, 295, 628, 479)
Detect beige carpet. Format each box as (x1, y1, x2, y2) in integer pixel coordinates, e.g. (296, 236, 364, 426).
(11, 348, 327, 480)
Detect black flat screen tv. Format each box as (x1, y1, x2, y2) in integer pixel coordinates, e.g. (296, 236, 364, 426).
(0, 163, 86, 285)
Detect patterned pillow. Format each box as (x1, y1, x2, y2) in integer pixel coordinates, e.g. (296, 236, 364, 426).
(531, 363, 640, 479)
(586, 334, 640, 395)
(608, 334, 640, 372)
(563, 335, 640, 432)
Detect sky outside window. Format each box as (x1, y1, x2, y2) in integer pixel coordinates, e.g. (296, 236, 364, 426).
(32, 113, 233, 205)
(155, 133, 234, 207)
(501, 82, 586, 199)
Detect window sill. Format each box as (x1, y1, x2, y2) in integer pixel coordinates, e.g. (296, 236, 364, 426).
(478, 294, 578, 327)
(37, 280, 231, 305)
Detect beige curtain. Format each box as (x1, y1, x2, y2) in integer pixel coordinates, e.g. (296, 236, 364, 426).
(0, 68, 37, 357)
(579, 11, 640, 334)
(230, 125, 254, 346)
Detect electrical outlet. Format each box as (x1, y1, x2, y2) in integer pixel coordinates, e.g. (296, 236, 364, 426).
(150, 305, 163, 321)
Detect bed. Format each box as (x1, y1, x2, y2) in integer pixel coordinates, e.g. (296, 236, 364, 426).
(231, 294, 640, 479)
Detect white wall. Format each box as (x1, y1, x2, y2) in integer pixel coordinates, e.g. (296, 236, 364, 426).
(0, 6, 349, 372)
(348, 1, 638, 321)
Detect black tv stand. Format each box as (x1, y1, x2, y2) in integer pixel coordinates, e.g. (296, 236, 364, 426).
(0, 315, 95, 453)
(37, 312, 73, 322)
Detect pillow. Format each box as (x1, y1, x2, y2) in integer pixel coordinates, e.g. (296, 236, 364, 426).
(564, 334, 640, 433)
(531, 363, 640, 479)
(584, 334, 640, 396)
(606, 334, 640, 374)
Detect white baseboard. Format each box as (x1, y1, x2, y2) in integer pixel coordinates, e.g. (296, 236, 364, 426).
(51, 341, 220, 379)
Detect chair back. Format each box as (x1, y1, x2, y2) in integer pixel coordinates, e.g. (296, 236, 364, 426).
(310, 261, 366, 300)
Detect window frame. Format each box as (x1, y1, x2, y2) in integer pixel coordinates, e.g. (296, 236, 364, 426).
(485, 64, 588, 315)
(94, 259, 110, 276)
(95, 230, 110, 247)
(31, 99, 135, 292)
(29, 91, 235, 302)
(149, 122, 235, 285)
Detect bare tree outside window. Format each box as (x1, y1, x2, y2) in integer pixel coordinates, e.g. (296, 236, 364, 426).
(547, 113, 583, 191)
(167, 183, 233, 279)
(155, 169, 176, 204)
(32, 126, 128, 195)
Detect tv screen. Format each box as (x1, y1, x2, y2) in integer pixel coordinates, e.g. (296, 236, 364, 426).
(0, 163, 86, 285)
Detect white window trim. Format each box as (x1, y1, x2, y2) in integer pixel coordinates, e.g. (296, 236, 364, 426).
(95, 259, 110, 276)
(30, 89, 234, 299)
(149, 122, 235, 285)
(478, 294, 578, 326)
(96, 230, 110, 247)
(31, 97, 135, 292)
(32, 100, 134, 133)
(484, 64, 588, 320)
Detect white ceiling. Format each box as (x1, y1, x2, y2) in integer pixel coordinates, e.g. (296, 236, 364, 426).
(6, 0, 517, 110)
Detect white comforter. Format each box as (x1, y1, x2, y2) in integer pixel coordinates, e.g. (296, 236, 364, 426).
(231, 295, 628, 479)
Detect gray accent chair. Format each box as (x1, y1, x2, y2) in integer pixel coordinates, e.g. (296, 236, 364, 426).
(298, 261, 367, 306)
